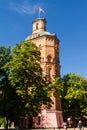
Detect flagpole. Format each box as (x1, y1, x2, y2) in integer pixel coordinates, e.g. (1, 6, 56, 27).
(39, 10, 40, 18)
(38, 7, 44, 18)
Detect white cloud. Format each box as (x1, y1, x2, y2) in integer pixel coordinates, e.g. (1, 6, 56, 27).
(9, 1, 39, 15)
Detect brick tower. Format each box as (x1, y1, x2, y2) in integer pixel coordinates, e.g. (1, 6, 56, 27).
(25, 18, 63, 128)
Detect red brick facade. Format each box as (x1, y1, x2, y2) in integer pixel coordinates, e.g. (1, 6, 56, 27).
(24, 18, 63, 128)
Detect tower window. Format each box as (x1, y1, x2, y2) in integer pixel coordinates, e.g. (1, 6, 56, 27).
(47, 67, 51, 76)
(36, 23, 38, 30)
(47, 55, 52, 62)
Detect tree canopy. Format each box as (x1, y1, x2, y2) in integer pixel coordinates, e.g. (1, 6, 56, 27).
(0, 46, 26, 128)
(7, 41, 52, 117)
(49, 73, 87, 121)
(0, 46, 12, 119)
(0, 42, 52, 128)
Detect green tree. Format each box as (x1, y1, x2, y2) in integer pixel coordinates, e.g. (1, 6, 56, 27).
(8, 42, 52, 119)
(49, 73, 87, 121)
(64, 74, 87, 119)
(0, 46, 25, 129)
(0, 46, 12, 129)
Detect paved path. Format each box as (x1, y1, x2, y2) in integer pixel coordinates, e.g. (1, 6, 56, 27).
(29, 128, 87, 130)
(57, 128, 87, 130)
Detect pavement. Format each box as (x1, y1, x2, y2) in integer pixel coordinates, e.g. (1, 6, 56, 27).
(57, 128, 87, 130)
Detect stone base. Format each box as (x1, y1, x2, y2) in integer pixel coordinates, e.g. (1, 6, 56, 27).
(33, 109, 63, 128)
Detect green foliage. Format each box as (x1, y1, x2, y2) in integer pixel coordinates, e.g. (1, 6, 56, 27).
(0, 43, 52, 127)
(0, 46, 12, 118)
(8, 41, 52, 117)
(50, 73, 87, 120)
(0, 46, 26, 128)
(65, 74, 87, 100)
(0, 117, 6, 127)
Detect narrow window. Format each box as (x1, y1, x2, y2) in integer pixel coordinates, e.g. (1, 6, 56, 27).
(47, 55, 51, 62)
(36, 23, 38, 30)
(47, 68, 51, 76)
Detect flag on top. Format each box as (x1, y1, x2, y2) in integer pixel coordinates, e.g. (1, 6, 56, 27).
(39, 7, 45, 13)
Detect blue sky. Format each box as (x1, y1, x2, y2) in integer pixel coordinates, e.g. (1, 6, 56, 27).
(0, 0, 87, 78)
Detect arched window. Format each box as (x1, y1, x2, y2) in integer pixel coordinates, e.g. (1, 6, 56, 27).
(47, 55, 51, 62)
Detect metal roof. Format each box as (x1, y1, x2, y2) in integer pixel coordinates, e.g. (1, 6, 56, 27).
(25, 31, 55, 41)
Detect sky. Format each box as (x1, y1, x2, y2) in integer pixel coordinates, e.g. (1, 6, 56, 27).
(0, 0, 87, 78)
